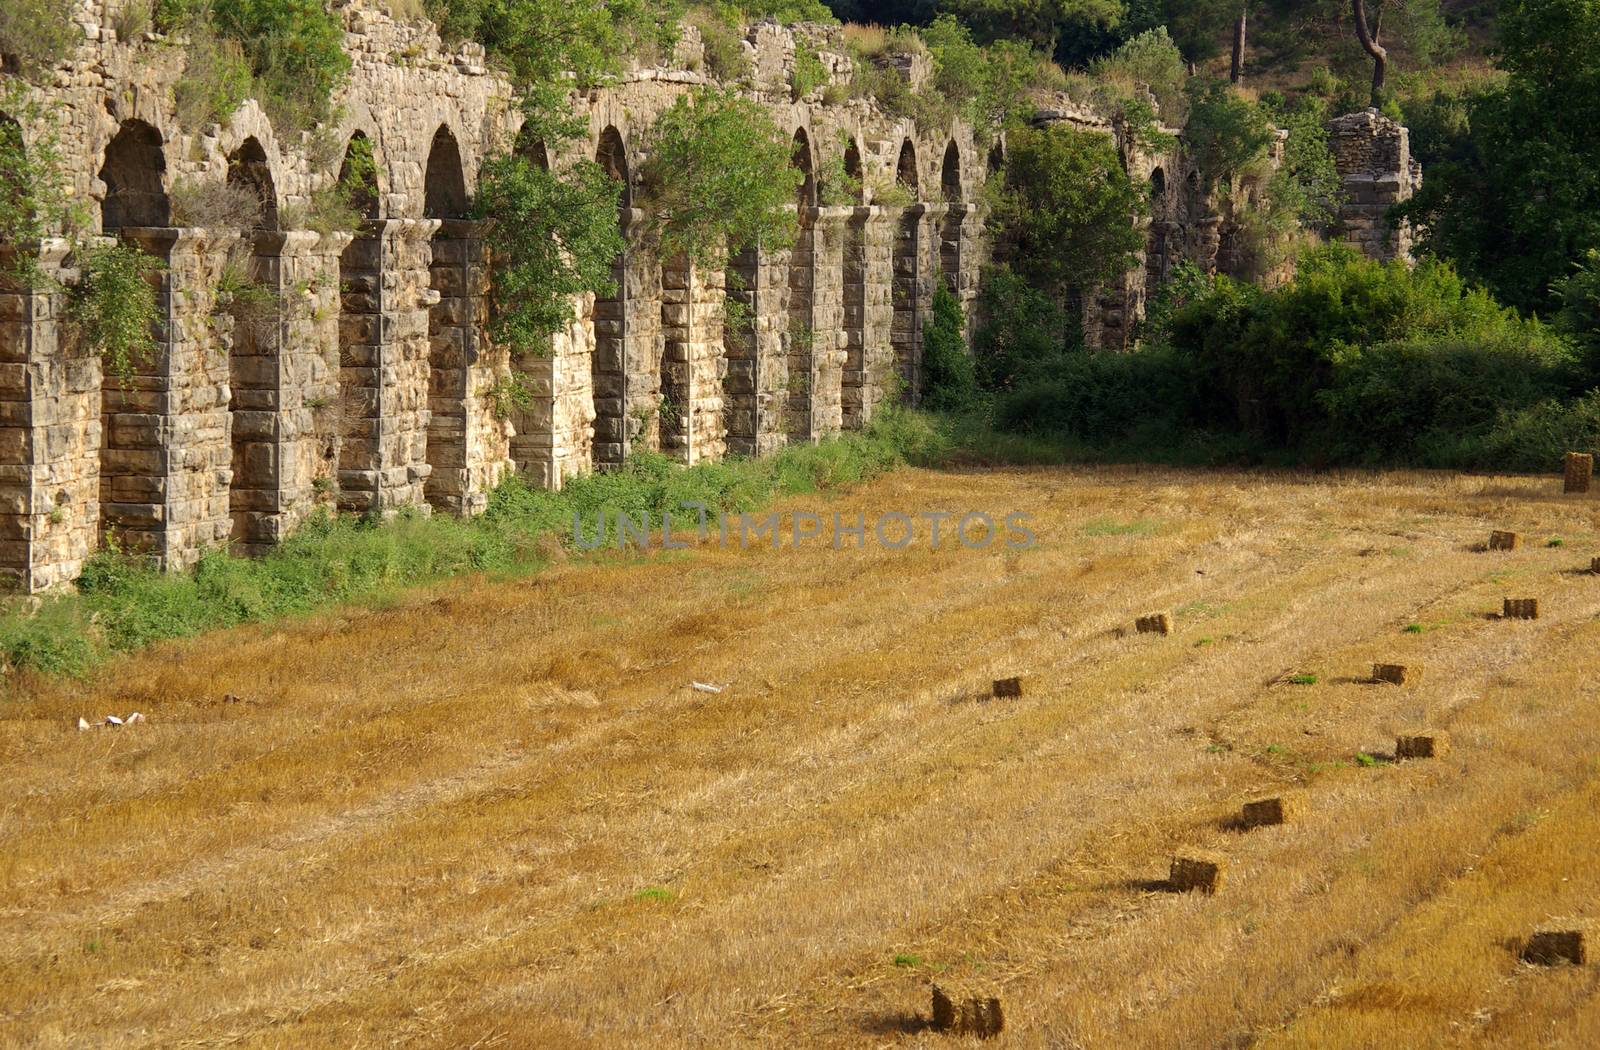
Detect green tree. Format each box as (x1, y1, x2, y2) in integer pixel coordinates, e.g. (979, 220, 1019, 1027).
(472, 155, 625, 353)
(1395, 0, 1600, 314)
(638, 90, 802, 268)
(939, 0, 1124, 53)
(991, 123, 1147, 324)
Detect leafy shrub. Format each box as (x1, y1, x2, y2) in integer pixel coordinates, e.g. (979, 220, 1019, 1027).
(1183, 79, 1275, 188)
(472, 153, 625, 353)
(686, 6, 748, 82)
(70, 243, 163, 381)
(971, 264, 1068, 392)
(995, 345, 1204, 445)
(790, 38, 828, 100)
(990, 123, 1147, 305)
(0, 0, 79, 80)
(173, 23, 252, 129)
(922, 286, 978, 412)
(1091, 27, 1186, 123)
(169, 178, 263, 228)
(639, 90, 801, 267)
(210, 0, 352, 129)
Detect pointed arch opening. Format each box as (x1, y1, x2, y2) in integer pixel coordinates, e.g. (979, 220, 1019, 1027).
(99, 120, 168, 230)
(892, 140, 922, 401)
(226, 137, 278, 231)
(97, 119, 171, 560)
(786, 128, 818, 442)
(896, 139, 918, 193)
(225, 136, 283, 551)
(336, 132, 383, 513)
(423, 124, 476, 513)
(591, 125, 632, 468)
(938, 141, 963, 294)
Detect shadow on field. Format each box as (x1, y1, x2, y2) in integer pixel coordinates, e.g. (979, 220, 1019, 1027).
(858, 1010, 932, 1036)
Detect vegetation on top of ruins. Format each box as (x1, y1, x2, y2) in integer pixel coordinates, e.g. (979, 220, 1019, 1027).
(0, 405, 932, 675)
(472, 152, 626, 353)
(987, 122, 1147, 313)
(0, 0, 78, 81)
(67, 242, 164, 382)
(638, 90, 804, 268)
(156, 0, 352, 131)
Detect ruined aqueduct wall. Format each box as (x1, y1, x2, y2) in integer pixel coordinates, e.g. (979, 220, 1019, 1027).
(0, 1, 1415, 591)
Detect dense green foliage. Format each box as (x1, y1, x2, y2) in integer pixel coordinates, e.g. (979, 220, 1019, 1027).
(473, 155, 626, 352)
(974, 245, 1600, 471)
(0, 410, 932, 676)
(0, 0, 78, 80)
(921, 286, 978, 411)
(639, 90, 803, 267)
(1395, 0, 1600, 314)
(69, 244, 164, 382)
(989, 122, 1147, 306)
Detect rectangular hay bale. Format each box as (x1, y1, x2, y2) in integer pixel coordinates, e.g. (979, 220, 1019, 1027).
(931, 984, 1005, 1038)
(1242, 792, 1307, 828)
(1503, 597, 1540, 620)
(1524, 928, 1586, 966)
(1169, 849, 1227, 894)
(1489, 530, 1522, 551)
(1565, 452, 1593, 494)
(1135, 612, 1173, 636)
(1373, 663, 1418, 686)
(1396, 732, 1451, 759)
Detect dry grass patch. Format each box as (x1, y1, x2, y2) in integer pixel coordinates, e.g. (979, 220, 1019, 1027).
(5, 465, 1600, 1047)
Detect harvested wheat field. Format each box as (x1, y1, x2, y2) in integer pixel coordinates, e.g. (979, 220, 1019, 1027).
(8, 464, 1600, 1048)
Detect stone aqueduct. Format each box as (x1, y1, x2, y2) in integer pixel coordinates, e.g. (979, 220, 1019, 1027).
(0, 2, 1417, 591)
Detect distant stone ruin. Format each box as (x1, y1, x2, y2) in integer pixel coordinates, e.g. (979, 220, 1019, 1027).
(0, 1, 1420, 589)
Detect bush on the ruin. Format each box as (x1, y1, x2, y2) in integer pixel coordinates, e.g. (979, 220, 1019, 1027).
(69, 243, 164, 381)
(922, 286, 980, 413)
(472, 153, 626, 353)
(0, 0, 78, 80)
(989, 122, 1147, 312)
(638, 89, 802, 268)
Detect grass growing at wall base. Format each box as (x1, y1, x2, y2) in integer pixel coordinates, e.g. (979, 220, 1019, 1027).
(0, 409, 940, 681)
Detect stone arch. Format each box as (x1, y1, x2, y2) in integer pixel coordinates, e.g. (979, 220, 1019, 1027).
(225, 135, 283, 551)
(336, 131, 384, 512)
(786, 127, 817, 441)
(596, 125, 631, 207)
(97, 119, 172, 561)
(940, 140, 961, 202)
(226, 137, 278, 231)
(98, 119, 168, 230)
(896, 139, 918, 192)
(938, 140, 964, 294)
(841, 135, 869, 427)
(1150, 166, 1167, 200)
(424, 124, 469, 220)
(516, 125, 549, 169)
(423, 122, 477, 513)
(591, 124, 633, 467)
(843, 138, 864, 204)
(892, 139, 922, 400)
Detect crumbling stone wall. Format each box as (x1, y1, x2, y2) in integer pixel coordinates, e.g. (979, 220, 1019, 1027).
(0, 1, 996, 588)
(1327, 108, 1421, 263)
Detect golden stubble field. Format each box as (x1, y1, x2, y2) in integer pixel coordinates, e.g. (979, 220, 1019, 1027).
(5, 463, 1600, 1049)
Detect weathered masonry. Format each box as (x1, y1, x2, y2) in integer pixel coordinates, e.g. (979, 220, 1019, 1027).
(0, 2, 1414, 591)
